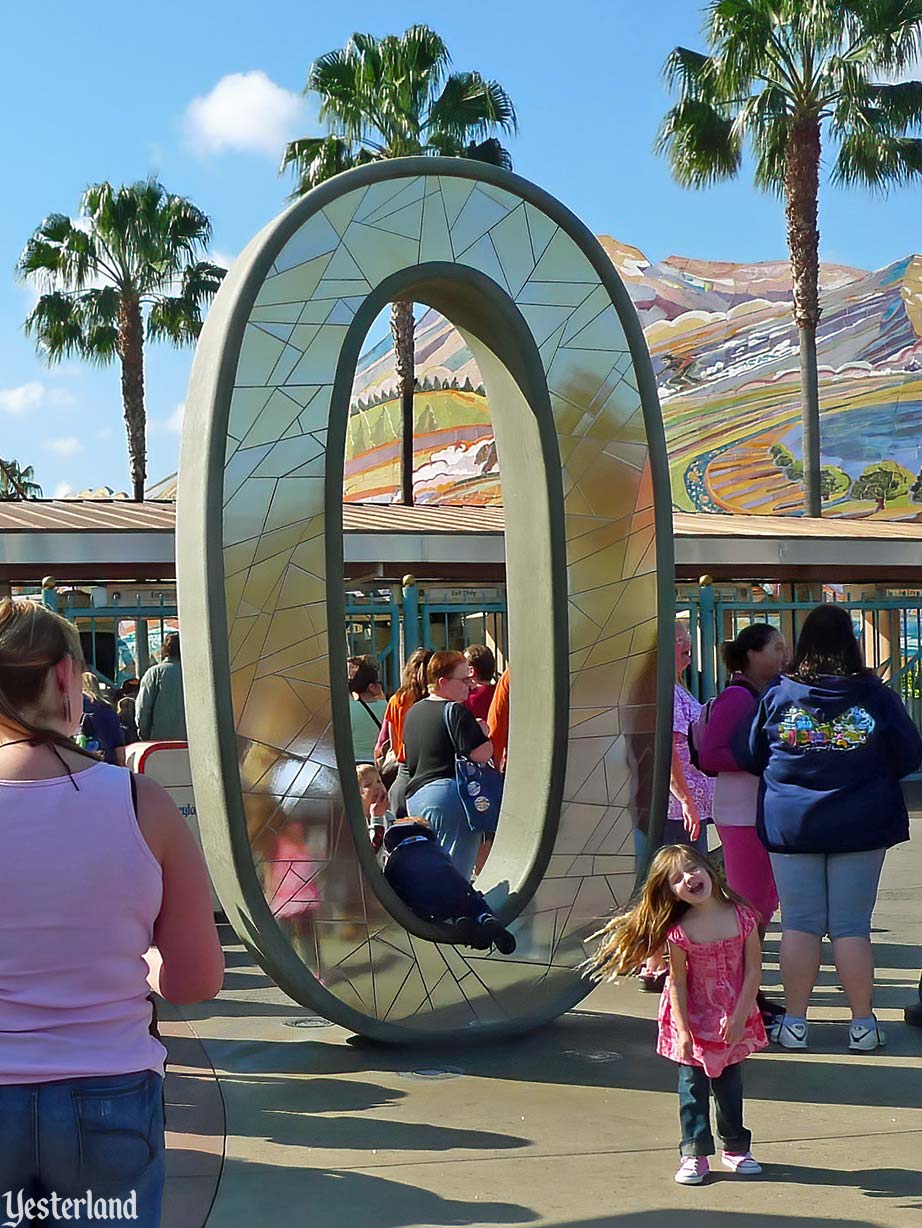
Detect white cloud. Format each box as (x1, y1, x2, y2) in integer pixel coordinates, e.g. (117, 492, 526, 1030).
(183, 71, 307, 158)
(0, 383, 44, 414)
(209, 248, 237, 272)
(0, 382, 76, 414)
(54, 482, 74, 498)
(150, 402, 185, 435)
(46, 436, 83, 456)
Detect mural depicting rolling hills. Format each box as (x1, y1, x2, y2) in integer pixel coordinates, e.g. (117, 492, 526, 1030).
(345, 238, 922, 518)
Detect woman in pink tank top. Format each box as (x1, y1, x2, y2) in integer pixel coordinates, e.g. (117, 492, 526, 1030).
(0, 600, 223, 1226)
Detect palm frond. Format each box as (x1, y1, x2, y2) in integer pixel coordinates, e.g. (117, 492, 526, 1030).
(833, 128, 922, 185)
(663, 47, 721, 101)
(426, 72, 518, 142)
(146, 295, 203, 345)
(656, 97, 743, 186)
(0, 459, 43, 500)
(297, 25, 518, 177)
(180, 260, 226, 303)
(428, 133, 514, 168)
(310, 46, 380, 141)
(379, 26, 452, 135)
(842, 0, 922, 72)
(737, 85, 793, 191)
(16, 213, 105, 292)
(25, 290, 120, 366)
(462, 137, 514, 169)
(281, 135, 369, 198)
(706, 0, 779, 93)
(864, 79, 922, 129)
(80, 180, 212, 292)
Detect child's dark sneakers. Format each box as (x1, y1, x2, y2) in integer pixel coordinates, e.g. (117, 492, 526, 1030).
(445, 914, 516, 954)
(721, 1151, 762, 1175)
(674, 1157, 709, 1185)
(445, 917, 485, 948)
(480, 917, 516, 955)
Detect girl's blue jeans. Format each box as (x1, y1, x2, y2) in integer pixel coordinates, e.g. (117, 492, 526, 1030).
(0, 1070, 165, 1226)
(678, 1062, 750, 1157)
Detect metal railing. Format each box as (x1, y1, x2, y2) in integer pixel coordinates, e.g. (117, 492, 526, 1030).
(681, 585, 922, 736)
(43, 589, 177, 685)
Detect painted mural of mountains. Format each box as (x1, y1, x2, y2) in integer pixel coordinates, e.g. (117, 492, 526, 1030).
(347, 239, 922, 516)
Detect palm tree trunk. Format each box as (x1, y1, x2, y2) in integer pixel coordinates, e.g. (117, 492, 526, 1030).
(391, 299, 415, 506)
(118, 297, 147, 501)
(784, 116, 822, 519)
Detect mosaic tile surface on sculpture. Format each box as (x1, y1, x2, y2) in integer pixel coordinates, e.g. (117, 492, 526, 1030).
(216, 171, 659, 1029)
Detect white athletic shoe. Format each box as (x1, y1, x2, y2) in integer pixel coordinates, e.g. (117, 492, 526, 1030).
(675, 1156, 709, 1185)
(771, 1016, 808, 1049)
(848, 1019, 887, 1052)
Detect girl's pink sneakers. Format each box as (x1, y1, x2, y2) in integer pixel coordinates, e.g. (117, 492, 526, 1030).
(721, 1151, 763, 1174)
(675, 1156, 709, 1184)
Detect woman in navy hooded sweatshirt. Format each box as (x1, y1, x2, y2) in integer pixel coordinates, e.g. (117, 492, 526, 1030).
(747, 604, 921, 1053)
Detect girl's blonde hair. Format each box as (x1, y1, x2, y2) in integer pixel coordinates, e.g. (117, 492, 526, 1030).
(0, 599, 96, 760)
(584, 845, 748, 982)
(356, 762, 381, 789)
(82, 671, 106, 705)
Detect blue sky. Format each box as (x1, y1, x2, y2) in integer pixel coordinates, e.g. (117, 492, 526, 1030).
(2, 0, 921, 497)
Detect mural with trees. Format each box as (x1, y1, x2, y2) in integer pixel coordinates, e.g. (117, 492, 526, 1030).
(345, 238, 922, 521)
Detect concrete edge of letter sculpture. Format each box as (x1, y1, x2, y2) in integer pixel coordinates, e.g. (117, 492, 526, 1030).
(176, 156, 675, 1041)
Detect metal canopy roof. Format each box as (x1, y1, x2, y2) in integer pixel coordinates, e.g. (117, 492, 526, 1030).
(0, 500, 920, 583)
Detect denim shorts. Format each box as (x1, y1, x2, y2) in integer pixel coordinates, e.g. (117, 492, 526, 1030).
(769, 848, 887, 938)
(0, 1069, 165, 1226)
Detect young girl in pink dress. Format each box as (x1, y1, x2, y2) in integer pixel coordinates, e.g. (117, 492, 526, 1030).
(587, 845, 767, 1185)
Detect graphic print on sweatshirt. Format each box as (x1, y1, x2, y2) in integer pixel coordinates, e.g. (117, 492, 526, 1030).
(778, 704, 875, 751)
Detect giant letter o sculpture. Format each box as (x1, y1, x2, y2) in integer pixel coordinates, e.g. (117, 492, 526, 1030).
(177, 158, 673, 1041)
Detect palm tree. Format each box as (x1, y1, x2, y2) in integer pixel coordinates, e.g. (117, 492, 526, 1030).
(0, 459, 42, 500)
(282, 25, 517, 505)
(18, 180, 226, 500)
(657, 1, 922, 517)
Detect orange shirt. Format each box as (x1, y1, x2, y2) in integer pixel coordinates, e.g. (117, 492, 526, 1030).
(487, 669, 510, 771)
(383, 691, 416, 761)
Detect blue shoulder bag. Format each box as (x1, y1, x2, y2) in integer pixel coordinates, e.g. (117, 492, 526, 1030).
(443, 701, 503, 834)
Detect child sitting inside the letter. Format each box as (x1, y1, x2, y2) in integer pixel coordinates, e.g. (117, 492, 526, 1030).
(383, 816, 516, 954)
(357, 763, 393, 854)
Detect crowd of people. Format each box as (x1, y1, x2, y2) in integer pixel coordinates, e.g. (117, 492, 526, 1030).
(2, 594, 917, 1210)
(346, 644, 510, 934)
(591, 604, 921, 1185)
(72, 631, 187, 766)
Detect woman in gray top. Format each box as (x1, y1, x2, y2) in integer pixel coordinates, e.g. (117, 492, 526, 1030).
(136, 633, 186, 741)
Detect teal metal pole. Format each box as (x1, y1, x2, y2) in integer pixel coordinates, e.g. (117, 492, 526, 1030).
(698, 576, 716, 700)
(402, 575, 419, 658)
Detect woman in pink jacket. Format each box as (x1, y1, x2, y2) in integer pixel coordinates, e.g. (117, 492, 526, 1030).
(698, 623, 786, 928)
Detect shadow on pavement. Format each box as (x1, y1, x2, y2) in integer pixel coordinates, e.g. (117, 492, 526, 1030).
(540, 1215, 880, 1228)
(186, 1006, 922, 1110)
(213, 1159, 537, 1226)
(761, 1162, 922, 1208)
(215, 1073, 531, 1152)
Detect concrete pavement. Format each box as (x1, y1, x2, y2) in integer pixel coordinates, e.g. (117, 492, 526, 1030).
(162, 826, 922, 1228)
